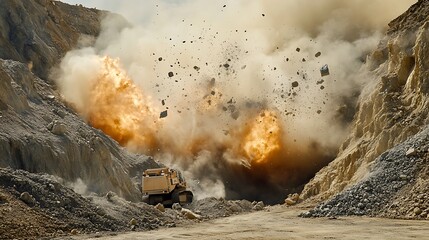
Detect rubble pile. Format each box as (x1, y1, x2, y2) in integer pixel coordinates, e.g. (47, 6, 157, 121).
(0, 168, 183, 238)
(0, 167, 263, 239)
(189, 197, 263, 219)
(301, 126, 429, 219)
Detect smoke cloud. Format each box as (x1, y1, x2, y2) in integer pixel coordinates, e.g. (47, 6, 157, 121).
(54, 0, 415, 203)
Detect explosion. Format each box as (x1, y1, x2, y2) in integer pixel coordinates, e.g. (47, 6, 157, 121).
(81, 56, 286, 169)
(241, 110, 282, 164)
(55, 0, 414, 203)
(80, 56, 285, 168)
(55, 53, 331, 203)
(86, 57, 159, 153)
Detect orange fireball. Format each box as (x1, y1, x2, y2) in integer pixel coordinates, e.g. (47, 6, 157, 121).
(241, 110, 282, 164)
(75, 56, 285, 166)
(86, 57, 159, 152)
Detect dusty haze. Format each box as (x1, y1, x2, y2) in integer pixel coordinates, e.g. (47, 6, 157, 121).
(54, 0, 415, 203)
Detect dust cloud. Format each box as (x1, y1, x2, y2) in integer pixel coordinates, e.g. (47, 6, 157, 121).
(54, 0, 415, 203)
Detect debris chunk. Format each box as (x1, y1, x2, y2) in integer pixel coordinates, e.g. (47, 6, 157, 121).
(168, 72, 174, 78)
(316, 79, 324, 85)
(406, 147, 417, 157)
(291, 81, 299, 88)
(320, 64, 330, 76)
(160, 110, 168, 119)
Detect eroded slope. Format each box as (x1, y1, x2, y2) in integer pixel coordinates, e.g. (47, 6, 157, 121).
(301, 0, 429, 218)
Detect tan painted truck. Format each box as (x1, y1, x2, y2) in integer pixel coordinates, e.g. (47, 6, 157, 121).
(142, 167, 193, 206)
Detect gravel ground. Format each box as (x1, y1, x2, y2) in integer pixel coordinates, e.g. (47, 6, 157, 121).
(189, 197, 263, 219)
(76, 206, 429, 240)
(0, 168, 262, 239)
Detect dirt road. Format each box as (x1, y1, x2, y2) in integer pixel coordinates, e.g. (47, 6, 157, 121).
(80, 206, 429, 240)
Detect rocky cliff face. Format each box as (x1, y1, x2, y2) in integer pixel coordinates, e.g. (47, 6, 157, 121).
(0, 0, 100, 79)
(302, 0, 429, 201)
(0, 0, 156, 201)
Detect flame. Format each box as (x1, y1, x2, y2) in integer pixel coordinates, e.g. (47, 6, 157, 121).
(86, 57, 159, 151)
(241, 110, 282, 164)
(78, 56, 284, 166)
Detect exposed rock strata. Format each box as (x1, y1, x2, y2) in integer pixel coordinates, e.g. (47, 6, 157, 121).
(0, 0, 154, 201)
(302, 0, 429, 203)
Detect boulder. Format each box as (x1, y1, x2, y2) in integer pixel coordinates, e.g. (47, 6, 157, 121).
(181, 208, 201, 220)
(291, 193, 300, 201)
(129, 218, 137, 226)
(285, 193, 300, 206)
(19, 192, 35, 206)
(155, 203, 165, 212)
(252, 201, 264, 211)
(284, 198, 296, 206)
(172, 203, 182, 211)
(49, 120, 67, 135)
(414, 207, 422, 216)
(105, 191, 116, 202)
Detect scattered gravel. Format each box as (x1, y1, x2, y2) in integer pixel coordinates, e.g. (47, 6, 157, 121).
(189, 197, 260, 219)
(300, 127, 429, 218)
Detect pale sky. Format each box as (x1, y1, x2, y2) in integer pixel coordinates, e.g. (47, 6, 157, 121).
(59, 0, 179, 12)
(60, 0, 133, 11)
(59, 0, 181, 24)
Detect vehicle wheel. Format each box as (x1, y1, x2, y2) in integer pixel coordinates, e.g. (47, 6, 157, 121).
(148, 195, 163, 205)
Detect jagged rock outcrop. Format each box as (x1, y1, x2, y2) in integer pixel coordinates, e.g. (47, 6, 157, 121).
(302, 0, 429, 201)
(0, 0, 102, 79)
(0, 0, 157, 201)
(0, 58, 154, 200)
